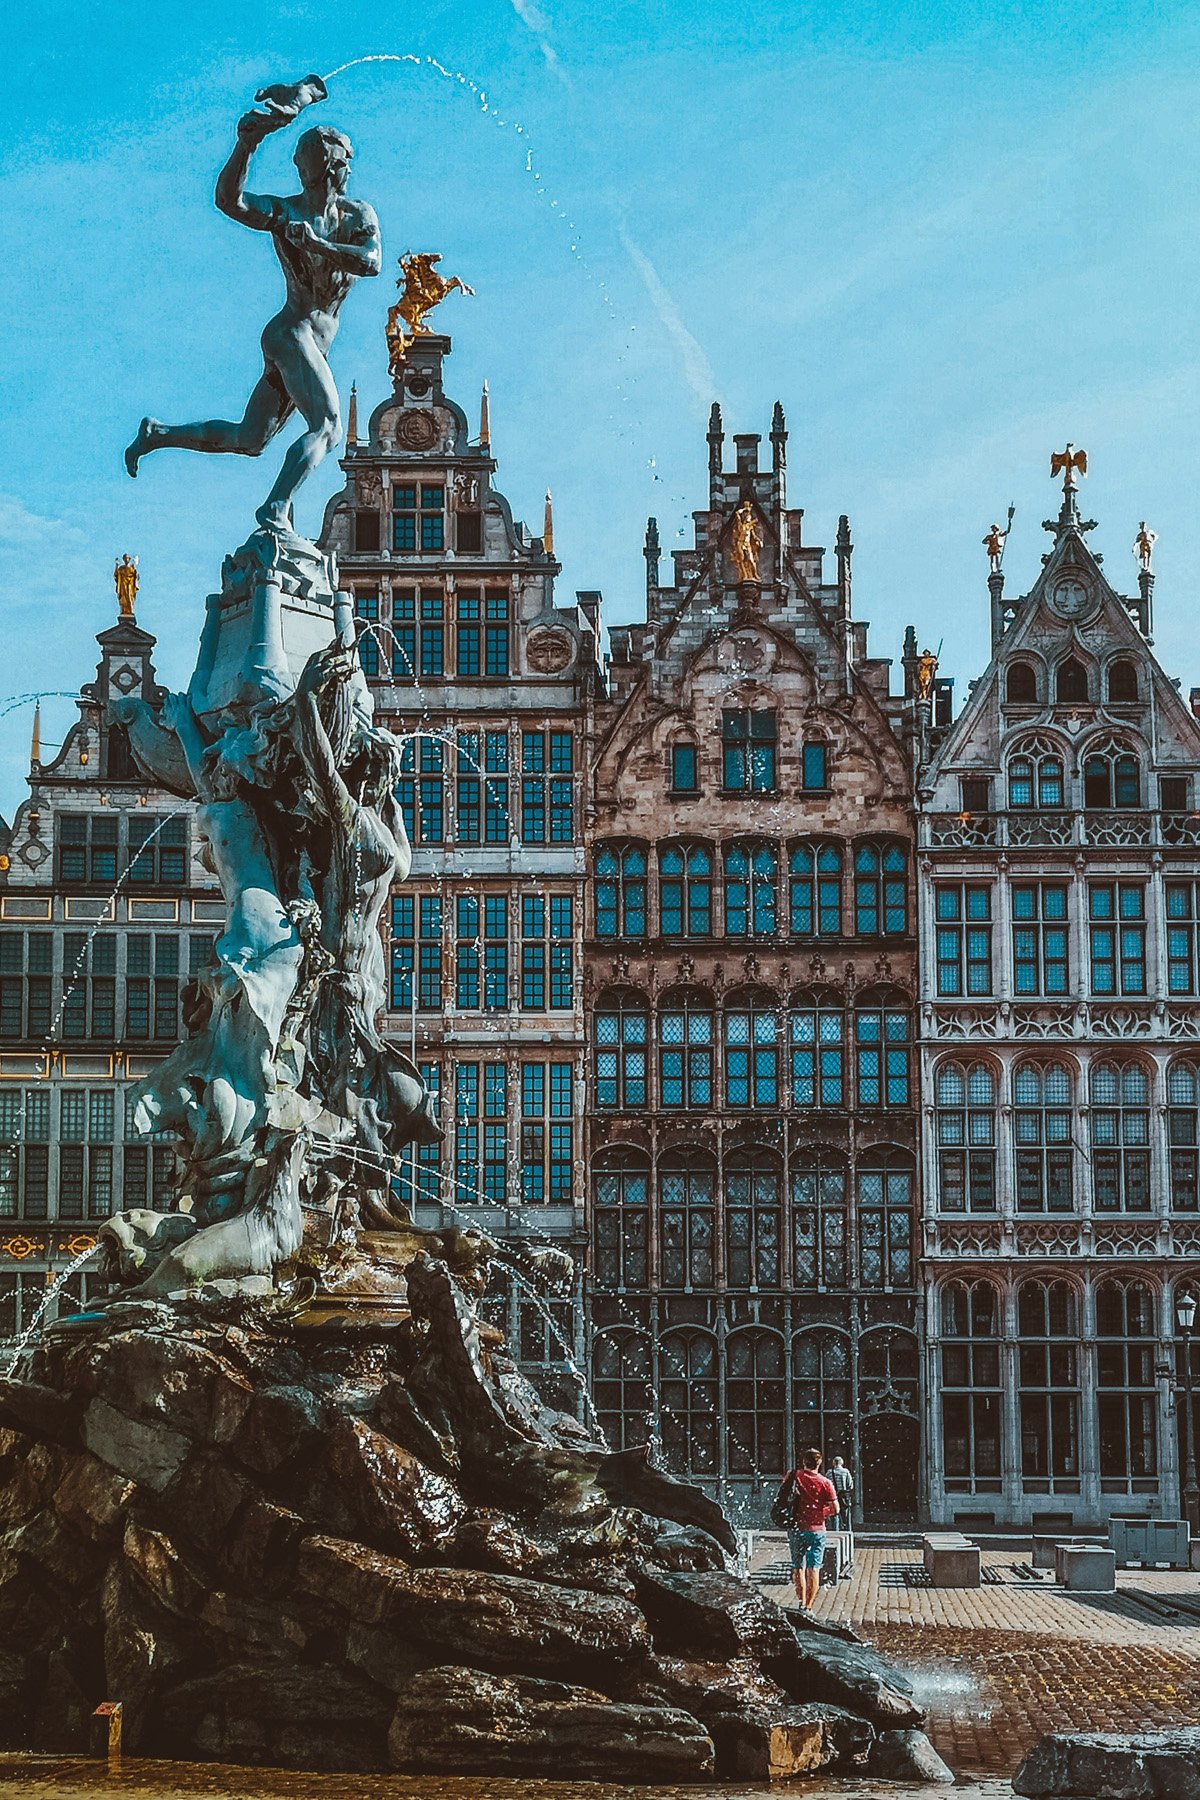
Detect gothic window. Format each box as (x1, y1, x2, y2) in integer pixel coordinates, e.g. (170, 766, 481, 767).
(725, 1148, 782, 1289)
(593, 1330, 652, 1451)
(860, 1327, 919, 1416)
(1168, 1061, 1200, 1211)
(659, 1331, 719, 1476)
(1018, 1281, 1080, 1486)
(936, 1062, 997, 1212)
(1096, 1279, 1159, 1486)
(854, 1001, 910, 1108)
(1090, 1061, 1152, 1212)
(594, 844, 647, 939)
(658, 989, 714, 1109)
(727, 1330, 786, 1474)
(1007, 740, 1064, 810)
(1055, 658, 1089, 703)
(670, 742, 699, 793)
(659, 843, 712, 937)
(724, 842, 777, 937)
(935, 884, 993, 996)
(793, 1329, 853, 1465)
(1107, 660, 1139, 703)
(1012, 883, 1069, 995)
(853, 842, 907, 936)
(791, 1157, 848, 1287)
(1083, 739, 1141, 809)
(724, 992, 780, 1108)
(659, 1150, 716, 1289)
(594, 991, 648, 1110)
(789, 843, 842, 937)
(940, 1280, 1002, 1492)
(801, 741, 829, 790)
(1006, 662, 1038, 703)
(592, 1149, 649, 1289)
(1089, 883, 1146, 995)
(1014, 1062, 1074, 1212)
(857, 1152, 914, 1288)
(722, 708, 776, 792)
(789, 998, 846, 1108)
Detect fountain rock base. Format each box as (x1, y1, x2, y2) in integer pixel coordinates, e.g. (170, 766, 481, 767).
(0, 1237, 940, 1781)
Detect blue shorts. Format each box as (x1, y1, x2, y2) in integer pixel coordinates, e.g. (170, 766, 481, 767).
(789, 1528, 827, 1571)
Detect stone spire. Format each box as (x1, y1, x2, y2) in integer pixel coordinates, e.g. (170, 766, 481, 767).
(644, 516, 661, 597)
(346, 383, 358, 447)
(29, 703, 40, 770)
(707, 402, 723, 474)
(543, 489, 554, 558)
(770, 400, 787, 471)
(480, 379, 491, 452)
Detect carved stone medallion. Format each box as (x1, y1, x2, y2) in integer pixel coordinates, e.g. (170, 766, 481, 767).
(526, 630, 574, 674)
(397, 411, 439, 451)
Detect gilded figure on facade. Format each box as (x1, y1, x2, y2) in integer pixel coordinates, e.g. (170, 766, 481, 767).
(1134, 521, 1158, 570)
(983, 503, 1015, 572)
(114, 553, 139, 618)
(730, 499, 763, 583)
(386, 253, 476, 376)
(916, 646, 939, 700)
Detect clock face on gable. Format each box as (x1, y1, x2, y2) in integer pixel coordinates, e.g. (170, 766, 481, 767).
(1050, 576, 1093, 621)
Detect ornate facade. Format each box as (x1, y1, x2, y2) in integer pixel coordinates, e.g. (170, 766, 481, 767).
(318, 333, 603, 1410)
(917, 463, 1200, 1528)
(586, 405, 923, 1520)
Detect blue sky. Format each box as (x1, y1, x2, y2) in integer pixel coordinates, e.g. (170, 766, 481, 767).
(3, 0, 1199, 813)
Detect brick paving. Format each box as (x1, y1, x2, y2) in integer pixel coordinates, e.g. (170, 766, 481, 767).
(750, 1536, 1200, 1776)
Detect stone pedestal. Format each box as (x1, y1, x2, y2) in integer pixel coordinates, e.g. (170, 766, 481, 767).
(1056, 1545, 1116, 1591)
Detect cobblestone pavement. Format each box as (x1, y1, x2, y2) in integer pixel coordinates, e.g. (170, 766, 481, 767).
(751, 1537, 1200, 1776)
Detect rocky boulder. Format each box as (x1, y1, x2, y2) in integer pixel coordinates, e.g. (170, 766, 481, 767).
(708, 1701, 874, 1780)
(1014, 1728, 1200, 1798)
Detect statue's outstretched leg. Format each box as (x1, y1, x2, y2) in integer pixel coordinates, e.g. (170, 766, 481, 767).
(124, 370, 291, 478)
(253, 328, 341, 531)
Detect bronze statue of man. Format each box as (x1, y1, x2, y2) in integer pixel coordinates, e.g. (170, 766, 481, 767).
(124, 88, 381, 532)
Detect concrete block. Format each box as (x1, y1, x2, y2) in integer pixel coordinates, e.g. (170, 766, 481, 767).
(1057, 1545, 1116, 1592)
(922, 1533, 980, 1588)
(1034, 1535, 1090, 1571)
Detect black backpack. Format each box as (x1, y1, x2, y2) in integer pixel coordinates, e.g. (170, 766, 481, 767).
(769, 1473, 796, 1529)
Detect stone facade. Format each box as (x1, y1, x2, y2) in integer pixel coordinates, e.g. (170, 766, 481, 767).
(917, 468, 1200, 1528)
(0, 615, 215, 1333)
(586, 405, 923, 1521)
(317, 333, 603, 1410)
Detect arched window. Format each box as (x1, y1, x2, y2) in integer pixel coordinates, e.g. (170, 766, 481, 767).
(1096, 1280, 1158, 1487)
(1017, 1281, 1079, 1486)
(659, 1330, 718, 1475)
(854, 842, 907, 936)
(791, 1155, 848, 1288)
(659, 1150, 716, 1289)
(724, 992, 780, 1108)
(724, 841, 777, 937)
(860, 1326, 919, 1415)
(594, 991, 648, 1111)
(1055, 658, 1089, 703)
(594, 844, 647, 939)
(658, 989, 714, 1110)
(726, 1147, 781, 1288)
(727, 1329, 785, 1473)
(1168, 1061, 1200, 1211)
(593, 1330, 652, 1452)
(789, 842, 842, 937)
(1090, 1061, 1151, 1211)
(1107, 660, 1139, 704)
(592, 1149, 649, 1289)
(858, 1151, 914, 1289)
(793, 1329, 853, 1465)
(1083, 740, 1141, 809)
(940, 1280, 1002, 1492)
(1006, 662, 1038, 704)
(1007, 739, 1065, 810)
(659, 842, 712, 937)
(789, 995, 846, 1109)
(854, 997, 910, 1108)
(935, 1062, 997, 1212)
(1014, 1062, 1074, 1212)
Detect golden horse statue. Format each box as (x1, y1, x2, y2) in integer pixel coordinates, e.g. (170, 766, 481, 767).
(386, 253, 475, 377)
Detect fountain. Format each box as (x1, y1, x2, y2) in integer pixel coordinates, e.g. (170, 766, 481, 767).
(0, 73, 946, 1785)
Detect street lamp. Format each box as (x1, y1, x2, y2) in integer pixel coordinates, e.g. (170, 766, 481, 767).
(1177, 1289, 1199, 1537)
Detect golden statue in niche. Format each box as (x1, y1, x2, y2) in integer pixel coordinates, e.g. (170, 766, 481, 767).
(730, 500, 763, 583)
(114, 553, 139, 618)
(386, 253, 476, 377)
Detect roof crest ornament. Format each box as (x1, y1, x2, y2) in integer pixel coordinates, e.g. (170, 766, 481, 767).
(1043, 443, 1097, 538)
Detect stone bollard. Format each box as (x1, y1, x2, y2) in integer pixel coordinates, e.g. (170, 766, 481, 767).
(91, 1701, 122, 1764)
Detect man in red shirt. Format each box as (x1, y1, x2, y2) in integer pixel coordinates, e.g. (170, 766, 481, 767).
(775, 1447, 839, 1608)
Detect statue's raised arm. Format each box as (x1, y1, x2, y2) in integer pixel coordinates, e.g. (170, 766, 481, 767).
(124, 73, 380, 534)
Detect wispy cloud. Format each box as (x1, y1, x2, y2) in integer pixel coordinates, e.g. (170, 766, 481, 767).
(506, 0, 573, 92)
(618, 226, 717, 407)
(0, 494, 87, 548)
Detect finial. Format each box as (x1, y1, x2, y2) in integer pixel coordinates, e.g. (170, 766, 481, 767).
(346, 382, 358, 447)
(708, 402, 724, 474)
(1134, 521, 1157, 571)
(1043, 447, 1096, 537)
(543, 489, 555, 558)
(30, 702, 40, 769)
(837, 514, 852, 553)
(113, 553, 139, 619)
(708, 402, 723, 434)
(644, 516, 660, 554)
(480, 379, 491, 451)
